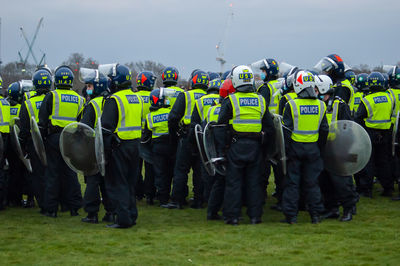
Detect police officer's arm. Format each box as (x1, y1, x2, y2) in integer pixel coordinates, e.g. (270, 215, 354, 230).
(38, 92, 53, 138)
(334, 85, 351, 105)
(215, 97, 233, 156)
(354, 102, 368, 127)
(188, 106, 202, 143)
(262, 110, 275, 146)
(80, 104, 96, 128)
(282, 103, 294, 144)
(142, 120, 152, 141)
(278, 96, 287, 116)
(168, 93, 185, 137)
(338, 102, 352, 121)
(18, 102, 30, 147)
(258, 84, 270, 109)
(100, 98, 119, 155)
(318, 114, 329, 149)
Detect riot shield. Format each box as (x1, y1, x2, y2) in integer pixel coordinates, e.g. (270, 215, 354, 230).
(195, 124, 215, 176)
(272, 114, 287, 176)
(323, 120, 372, 176)
(95, 118, 106, 176)
(30, 118, 47, 166)
(392, 111, 400, 157)
(60, 122, 98, 176)
(10, 124, 32, 172)
(203, 122, 226, 176)
(139, 137, 154, 165)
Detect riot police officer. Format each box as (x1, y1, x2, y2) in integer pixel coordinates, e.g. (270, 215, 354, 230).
(100, 64, 143, 228)
(79, 69, 113, 224)
(217, 65, 275, 225)
(135, 71, 156, 204)
(0, 76, 10, 210)
(355, 72, 394, 197)
(19, 69, 52, 214)
(161, 67, 185, 107)
(39, 65, 85, 217)
(281, 70, 329, 224)
(315, 74, 358, 221)
(167, 70, 208, 209)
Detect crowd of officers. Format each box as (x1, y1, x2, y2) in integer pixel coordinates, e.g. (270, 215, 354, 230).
(0, 53, 399, 228)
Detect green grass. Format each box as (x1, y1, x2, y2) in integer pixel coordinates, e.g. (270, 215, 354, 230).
(1, 177, 400, 265)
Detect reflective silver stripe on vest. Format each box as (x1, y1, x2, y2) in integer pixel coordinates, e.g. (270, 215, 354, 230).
(207, 107, 213, 122)
(268, 83, 277, 107)
(113, 94, 141, 132)
(290, 100, 325, 135)
(362, 98, 390, 124)
(196, 98, 204, 121)
(0, 101, 6, 126)
(285, 94, 294, 102)
(388, 89, 397, 118)
(78, 97, 84, 115)
(147, 113, 153, 129)
(26, 99, 36, 119)
(230, 94, 263, 124)
(91, 100, 101, 118)
(184, 91, 192, 120)
(331, 101, 339, 124)
(153, 132, 168, 137)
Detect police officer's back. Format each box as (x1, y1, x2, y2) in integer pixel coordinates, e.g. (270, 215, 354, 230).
(0, 76, 10, 210)
(161, 67, 185, 108)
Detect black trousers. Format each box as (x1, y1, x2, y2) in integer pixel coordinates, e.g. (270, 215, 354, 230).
(282, 142, 324, 218)
(152, 143, 175, 204)
(319, 170, 357, 210)
(136, 159, 155, 200)
(207, 174, 225, 216)
(27, 140, 46, 210)
(83, 173, 112, 215)
(171, 136, 202, 204)
(44, 133, 82, 213)
(359, 131, 392, 192)
(264, 160, 285, 202)
(223, 138, 263, 220)
(104, 139, 139, 226)
(0, 134, 8, 208)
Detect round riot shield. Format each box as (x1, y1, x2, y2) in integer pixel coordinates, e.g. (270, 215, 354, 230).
(392, 111, 399, 157)
(30, 118, 47, 166)
(139, 139, 154, 165)
(195, 124, 215, 176)
(273, 114, 287, 176)
(11, 124, 32, 172)
(323, 120, 372, 176)
(203, 122, 226, 176)
(95, 118, 106, 176)
(60, 123, 98, 176)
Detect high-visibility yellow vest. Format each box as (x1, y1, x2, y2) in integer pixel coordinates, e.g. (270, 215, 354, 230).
(0, 97, 10, 133)
(167, 86, 185, 108)
(25, 94, 46, 123)
(24, 91, 37, 100)
(206, 104, 221, 123)
(49, 89, 84, 128)
(352, 91, 364, 114)
(361, 91, 393, 130)
(326, 99, 342, 126)
(181, 89, 206, 125)
(287, 98, 326, 143)
(10, 104, 21, 126)
(387, 88, 400, 123)
(146, 107, 170, 138)
(257, 81, 280, 114)
(334, 79, 355, 110)
(195, 93, 219, 121)
(228, 92, 266, 133)
(111, 89, 143, 140)
(136, 90, 151, 128)
(89, 96, 104, 128)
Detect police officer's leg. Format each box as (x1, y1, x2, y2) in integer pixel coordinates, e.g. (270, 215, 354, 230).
(263, 160, 271, 201)
(207, 174, 225, 219)
(358, 144, 375, 197)
(125, 141, 139, 225)
(6, 146, 24, 206)
(83, 174, 101, 218)
(171, 136, 192, 206)
(330, 174, 357, 221)
(0, 135, 7, 209)
(271, 162, 284, 210)
(61, 163, 82, 213)
(282, 157, 301, 220)
(136, 158, 145, 200)
(375, 137, 393, 196)
(201, 165, 214, 204)
(44, 134, 62, 215)
(302, 154, 324, 220)
(191, 153, 204, 208)
(319, 170, 338, 215)
(153, 152, 171, 205)
(143, 161, 155, 203)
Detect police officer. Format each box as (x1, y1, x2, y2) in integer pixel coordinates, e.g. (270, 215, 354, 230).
(100, 64, 142, 228)
(217, 65, 275, 225)
(79, 69, 113, 224)
(281, 70, 329, 224)
(0, 76, 10, 210)
(352, 73, 369, 115)
(278, 67, 298, 116)
(167, 70, 208, 209)
(355, 72, 394, 197)
(135, 71, 156, 204)
(39, 65, 85, 217)
(315, 54, 355, 111)
(205, 79, 235, 220)
(191, 78, 221, 202)
(161, 67, 185, 107)
(315, 74, 358, 221)
(19, 69, 52, 214)
(142, 88, 175, 207)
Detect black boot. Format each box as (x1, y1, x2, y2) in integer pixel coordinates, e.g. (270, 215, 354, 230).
(321, 208, 340, 219)
(102, 213, 114, 223)
(280, 216, 297, 224)
(82, 213, 98, 224)
(45, 211, 57, 218)
(70, 209, 79, 216)
(311, 215, 321, 224)
(340, 209, 353, 222)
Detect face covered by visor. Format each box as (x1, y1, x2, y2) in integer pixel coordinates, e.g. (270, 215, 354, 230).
(250, 59, 269, 81)
(313, 57, 338, 74)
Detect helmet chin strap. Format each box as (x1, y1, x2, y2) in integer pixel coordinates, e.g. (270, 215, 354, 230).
(298, 87, 317, 99)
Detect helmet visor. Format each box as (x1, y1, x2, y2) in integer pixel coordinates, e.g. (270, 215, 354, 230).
(250, 59, 267, 77)
(98, 63, 118, 77)
(313, 57, 337, 74)
(20, 80, 34, 92)
(80, 68, 99, 83)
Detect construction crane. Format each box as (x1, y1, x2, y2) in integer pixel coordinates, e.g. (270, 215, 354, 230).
(216, 3, 234, 74)
(18, 17, 46, 71)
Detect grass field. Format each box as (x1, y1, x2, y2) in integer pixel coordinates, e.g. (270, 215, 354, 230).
(1, 178, 400, 265)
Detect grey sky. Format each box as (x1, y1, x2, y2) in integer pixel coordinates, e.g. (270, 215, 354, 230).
(1, 0, 399, 77)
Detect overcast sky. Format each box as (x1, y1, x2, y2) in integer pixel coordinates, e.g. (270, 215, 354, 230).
(1, 0, 399, 77)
